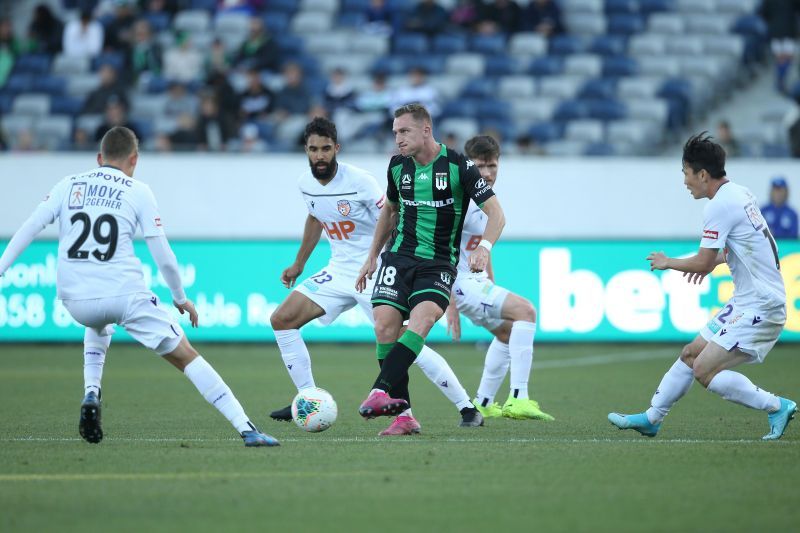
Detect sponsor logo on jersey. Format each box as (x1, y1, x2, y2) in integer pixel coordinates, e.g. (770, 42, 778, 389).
(417, 173, 430, 181)
(466, 159, 475, 168)
(703, 229, 719, 240)
(154, 217, 162, 227)
(435, 172, 448, 191)
(401, 197, 454, 208)
(475, 178, 486, 189)
(337, 199, 351, 216)
(68, 182, 86, 209)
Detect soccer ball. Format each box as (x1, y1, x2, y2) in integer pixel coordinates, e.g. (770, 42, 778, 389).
(291, 387, 337, 432)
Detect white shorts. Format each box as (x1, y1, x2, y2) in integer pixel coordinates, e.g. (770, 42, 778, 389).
(453, 275, 510, 331)
(63, 292, 184, 356)
(294, 265, 375, 325)
(700, 300, 785, 363)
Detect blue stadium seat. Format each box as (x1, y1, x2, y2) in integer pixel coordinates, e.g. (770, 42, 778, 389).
(529, 56, 565, 76)
(338, 11, 367, 28)
(12, 54, 51, 75)
(605, 0, 639, 14)
(527, 121, 565, 143)
(461, 78, 497, 99)
(477, 99, 512, 121)
(131, 119, 154, 141)
(602, 56, 639, 77)
(484, 55, 524, 77)
(4, 74, 34, 94)
(732, 15, 768, 38)
(608, 14, 645, 35)
(584, 141, 616, 156)
(393, 33, 430, 54)
(440, 98, 479, 119)
(144, 12, 170, 32)
(433, 34, 468, 54)
(553, 100, 589, 121)
(470, 34, 507, 55)
(657, 78, 692, 129)
(479, 118, 516, 142)
(549, 35, 588, 55)
(31, 75, 66, 96)
(0, 92, 13, 114)
(406, 55, 446, 73)
(274, 34, 304, 55)
(266, 0, 298, 14)
(579, 78, 617, 100)
(386, 0, 413, 12)
(264, 12, 290, 33)
(762, 143, 791, 158)
(146, 75, 170, 94)
(92, 52, 125, 72)
(371, 56, 409, 75)
(640, 0, 675, 14)
(190, 0, 217, 11)
(342, 0, 370, 10)
(50, 95, 85, 116)
(586, 98, 627, 120)
(591, 35, 627, 56)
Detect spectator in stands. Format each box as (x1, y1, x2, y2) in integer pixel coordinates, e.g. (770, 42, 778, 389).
(476, 0, 523, 35)
(163, 31, 204, 83)
(717, 120, 740, 158)
(207, 38, 232, 75)
(94, 99, 140, 141)
(515, 133, 545, 155)
(356, 72, 391, 115)
(62, 8, 104, 59)
(324, 68, 356, 115)
(28, 4, 63, 54)
(235, 17, 280, 73)
(239, 68, 275, 121)
(164, 81, 198, 117)
(205, 70, 241, 134)
(156, 112, 200, 152)
(0, 18, 22, 89)
(759, 0, 800, 94)
(196, 93, 236, 151)
(403, 0, 452, 39)
(236, 122, 268, 153)
(525, 0, 564, 38)
(451, 0, 480, 30)
(72, 126, 96, 151)
(389, 66, 441, 118)
(103, 0, 139, 53)
(139, 0, 179, 18)
(272, 61, 312, 119)
(218, 0, 266, 14)
(128, 18, 162, 85)
(762, 177, 799, 239)
(364, 0, 393, 36)
(82, 64, 129, 114)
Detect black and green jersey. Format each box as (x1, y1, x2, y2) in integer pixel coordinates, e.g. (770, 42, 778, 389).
(385, 144, 495, 265)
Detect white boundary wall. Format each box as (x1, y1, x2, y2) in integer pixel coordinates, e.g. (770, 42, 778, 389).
(1, 153, 797, 239)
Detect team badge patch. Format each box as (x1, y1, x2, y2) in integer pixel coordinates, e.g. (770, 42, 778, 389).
(440, 272, 452, 284)
(435, 172, 448, 191)
(68, 182, 86, 209)
(337, 200, 351, 216)
(703, 229, 719, 240)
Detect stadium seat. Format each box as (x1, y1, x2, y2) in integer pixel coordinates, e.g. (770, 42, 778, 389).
(640, 0, 675, 14)
(583, 141, 616, 156)
(214, 11, 250, 35)
(439, 117, 480, 140)
(607, 119, 661, 146)
(131, 94, 168, 119)
(173, 10, 211, 33)
(291, 12, 333, 34)
(677, 0, 714, 12)
(91, 53, 125, 72)
(264, 12, 290, 33)
(319, 52, 373, 74)
(433, 34, 468, 54)
(527, 121, 565, 143)
(477, 99, 511, 121)
(12, 54, 51, 75)
(35, 115, 73, 149)
(32, 75, 65, 96)
(190, 0, 217, 11)
(52, 54, 90, 75)
(12, 94, 50, 117)
(566, 119, 605, 142)
(428, 74, 468, 99)
(539, 76, 584, 99)
(393, 33, 430, 54)
(446, 53, 485, 77)
(666, 36, 704, 56)
(485, 55, 525, 77)
(479, 118, 516, 142)
(608, 13, 646, 34)
(703, 35, 745, 59)
(629, 35, 667, 56)
(266, 0, 299, 14)
(579, 78, 617, 99)
(0, 92, 13, 114)
(590, 35, 627, 56)
(75, 114, 103, 135)
(498, 76, 537, 99)
(563, 0, 604, 12)
(338, 11, 367, 28)
(715, 0, 759, 14)
(461, 78, 497, 99)
(686, 14, 733, 35)
(617, 77, 662, 99)
(349, 34, 389, 55)
(638, 56, 681, 76)
(4, 73, 35, 94)
(144, 12, 170, 32)
(762, 143, 791, 158)
(564, 12, 608, 35)
(586, 98, 627, 120)
(50, 95, 85, 116)
(510, 97, 557, 122)
(553, 99, 589, 120)
(1, 113, 35, 136)
(529, 56, 565, 76)
(545, 140, 586, 156)
(509, 33, 547, 57)
(406, 55, 447, 74)
(549, 35, 589, 55)
(440, 98, 479, 119)
(565, 55, 603, 77)
(301, 0, 339, 12)
(625, 98, 669, 124)
(371, 56, 408, 75)
(342, 0, 370, 10)
(648, 13, 685, 34)
(304, 33, 349, 54)
(602, 56, 639, 76)
(470, 34, 507, 55)
(605, 0, 639, 14)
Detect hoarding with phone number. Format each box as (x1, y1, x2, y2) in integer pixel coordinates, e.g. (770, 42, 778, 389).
(0, 240, 798, 342)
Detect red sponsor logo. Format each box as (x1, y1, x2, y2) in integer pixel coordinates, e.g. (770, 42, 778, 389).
(703, 229, 718, 240)
(155, 217, 162, 227)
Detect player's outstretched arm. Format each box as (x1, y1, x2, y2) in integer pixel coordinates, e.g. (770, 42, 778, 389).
(647, 247, 719, 274)
(145, 235, 198, 327)
(469, 196, 505, 273)
(282, 215, 323, 288)
(174, 299, 199, 328)
(0, 204, 56, 277)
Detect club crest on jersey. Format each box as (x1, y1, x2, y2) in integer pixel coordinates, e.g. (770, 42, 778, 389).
(337, 199, 351, 216)
(440, 272, 452, 284)
(435, 172, 448, 190)
(68, 182, 86, 209)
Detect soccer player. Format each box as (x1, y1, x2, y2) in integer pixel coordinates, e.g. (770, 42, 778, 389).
(0, 126, 278, 447)
(446, 135, 553, 421)
(355, 103, 505, 426)
(608, 133, 796, 440)
(269, 117, 477, 435)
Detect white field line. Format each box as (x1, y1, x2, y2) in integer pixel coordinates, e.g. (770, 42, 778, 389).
(535, 348, 677, 369)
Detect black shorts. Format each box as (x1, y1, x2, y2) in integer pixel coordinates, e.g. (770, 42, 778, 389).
(371, 251, 456, 318)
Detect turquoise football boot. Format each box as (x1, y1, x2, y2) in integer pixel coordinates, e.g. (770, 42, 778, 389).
(608, 412, 660, 437)
(763, 398, 797, 441)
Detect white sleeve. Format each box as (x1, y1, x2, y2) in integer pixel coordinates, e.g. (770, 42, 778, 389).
(0, 181, 65, 275)
(145, 235, 187, 304)
(137, 185, 166, 238)
(364, 174, 386, 220)
(699, 200, 731, 250)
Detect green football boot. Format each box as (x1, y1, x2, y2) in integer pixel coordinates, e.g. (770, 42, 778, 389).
(502, 397, 554, 421)
(474, 401, 503, 419)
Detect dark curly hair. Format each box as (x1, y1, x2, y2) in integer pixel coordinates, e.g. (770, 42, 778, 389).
(683, 131, 726, 179)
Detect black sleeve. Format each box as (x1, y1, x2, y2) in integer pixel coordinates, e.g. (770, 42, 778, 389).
(386, 156, 401, 203)
(459, 154, 495, 206)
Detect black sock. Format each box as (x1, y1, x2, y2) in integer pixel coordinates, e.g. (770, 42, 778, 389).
(481, 398, 489, 407)
(373, 342, 417, 394)
(513, 388, 519, 399)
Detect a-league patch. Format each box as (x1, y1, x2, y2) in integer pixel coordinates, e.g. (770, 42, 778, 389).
(703, 229, 718, 240)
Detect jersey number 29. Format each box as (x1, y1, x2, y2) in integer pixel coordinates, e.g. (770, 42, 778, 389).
(68, 212, 119, 261)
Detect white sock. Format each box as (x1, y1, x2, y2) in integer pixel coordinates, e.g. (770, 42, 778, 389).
(183, 356, 252, 434)
(415, 345, 473, 411)
(645, 358, 694, 424)
(400, 408, 413, 418)
(83, 326, 113, 395)
(509, 321, 536, 400)
(274, 329, 315, 391)
(707, 370, 781, 412)
(474, 338, 510, 406)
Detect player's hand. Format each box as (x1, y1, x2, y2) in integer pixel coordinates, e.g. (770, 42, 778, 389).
(646, 251, 669, 271)
(446, 302, 461, 342)
(683, 271, 707, 285)
(355, 256, 378, 293)
(280, 263, 304, 288)
(174, 299, 199, 328)
(469, 247, 489, 272)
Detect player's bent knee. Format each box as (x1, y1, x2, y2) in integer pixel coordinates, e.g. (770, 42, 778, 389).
(679, 344, 697, 367)
(162, 337, 198, 371)
(692, 363, 714, 388)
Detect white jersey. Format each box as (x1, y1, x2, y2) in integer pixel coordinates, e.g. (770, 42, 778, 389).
(39, 166, 165, 300)
(700, 182, 786, 318)
(457, 201, 488, 279)
(298, 162, 385, 275)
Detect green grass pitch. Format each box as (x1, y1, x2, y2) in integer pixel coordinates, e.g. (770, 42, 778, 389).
(1, 342, 798, 532)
